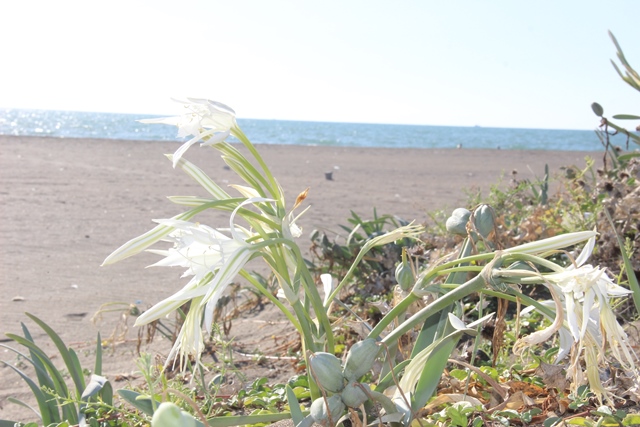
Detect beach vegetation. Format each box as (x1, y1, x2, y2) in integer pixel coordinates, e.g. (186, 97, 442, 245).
(2, 33, 640, 427)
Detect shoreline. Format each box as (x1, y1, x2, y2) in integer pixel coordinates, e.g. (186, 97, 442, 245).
(0, 132, 607, 152)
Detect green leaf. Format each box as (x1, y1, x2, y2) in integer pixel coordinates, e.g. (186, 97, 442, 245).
(0, 361, 52, 425)
(612, 114, 640, 120)
(19, 324, 55, 400)
(285, 385, 304, 426)
(117, 389, 160, 416)
(170, 154, 231, 200)
(205, 412, 293, 427)
(0, 343, 59, 421)
(375, 359, 411, 393)
(603, 209, 640, 314)
(101, 198, 243, 265)
(25, 314, 85, 397)
(623, 414, 640, 425)
(617, 152, 640, 162)
(79, 375, 110, 427)
(544, 416, 562, 427)
(94, 333, 102, 376)
(566, 417, 591, 425)
(2, 334, 76, 423)
(80, 375, 108, 401)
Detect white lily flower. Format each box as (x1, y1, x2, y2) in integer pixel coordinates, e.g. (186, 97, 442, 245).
(141, 98, 237, 167)
(134, 199, 270, 367)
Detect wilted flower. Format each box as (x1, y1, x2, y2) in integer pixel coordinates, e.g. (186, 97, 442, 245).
(512, 234, 637, 402)
(141, 98, 238, 167)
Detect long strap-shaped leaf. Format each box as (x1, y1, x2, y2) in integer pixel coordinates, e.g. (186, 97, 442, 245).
(0, 362, 54, 425)
(25, 313, 85, 397)
(102, 198, 245, 265)
(4, 334, 77, 424)
(169, 154, 231, 200)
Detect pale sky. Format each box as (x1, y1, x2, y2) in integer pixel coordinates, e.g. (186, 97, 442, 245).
(1, 1, 638, 130)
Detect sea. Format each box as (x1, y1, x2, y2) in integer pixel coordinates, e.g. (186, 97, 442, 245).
(0, 108, 607, 151)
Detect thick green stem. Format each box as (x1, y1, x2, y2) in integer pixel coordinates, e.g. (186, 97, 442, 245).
(239, 270, 301, 332)
(233, 128, 284, 205)
(250, 237, 334, 352)
(377, 274, 487, 347)
(367, 293, 421, 341)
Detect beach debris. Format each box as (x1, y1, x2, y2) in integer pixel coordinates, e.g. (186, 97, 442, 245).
(64, 312, 88, 320)
(71, 284, 79, 289)
(12, 295, 25, 302)
(325, 165, 340, 180)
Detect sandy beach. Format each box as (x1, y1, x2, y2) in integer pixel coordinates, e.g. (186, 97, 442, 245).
(0, 135, 599, 421)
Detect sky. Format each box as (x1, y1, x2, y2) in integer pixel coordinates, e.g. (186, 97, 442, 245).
(1, 1, 638, 130)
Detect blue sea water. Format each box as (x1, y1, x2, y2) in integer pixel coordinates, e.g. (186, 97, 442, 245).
(0, 108, 606, 151)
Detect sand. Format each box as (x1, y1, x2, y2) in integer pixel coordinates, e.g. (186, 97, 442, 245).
(0, 135, 599, 421)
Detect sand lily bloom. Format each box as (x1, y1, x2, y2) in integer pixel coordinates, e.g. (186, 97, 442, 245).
(134, 202, 261, 368)
(140, 98, 238, 167)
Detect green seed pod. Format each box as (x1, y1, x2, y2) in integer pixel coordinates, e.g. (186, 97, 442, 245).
(342, 338, 380, 381)
(340, 381, 370, 408)
(445, 208, 471, 236)
(151, 402, 196, 427)
(473, 204, 495, 238)
(591, 102, 604, 117)
(310, 395, 345, 427)
(309, 352, 345, 393)
(394, 249, 413, 291)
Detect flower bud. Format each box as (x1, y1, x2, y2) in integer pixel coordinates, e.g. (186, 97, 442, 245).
(342, 338, 379, 381)
(445, 208, 471, 236)
(395, 250, 413, 291)
(309, 352, 345, 393)
(152, 402, 196, 427)
(340, 381, 370, 408)
(310, 395, 345, 427)
(473, 204, 495, 238)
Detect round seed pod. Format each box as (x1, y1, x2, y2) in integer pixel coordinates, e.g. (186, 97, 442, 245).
(342, 338, 379, 381)
(151, 402, 196, 427)
(310, 395, 345, 427)
(395, 256, 414, 291)
(445, 208, 471, 236)
(591, 102, 604, 117)
(309, 352, 345, 393)
(340, 381, 370, 408)
(473, 204, 495, 238)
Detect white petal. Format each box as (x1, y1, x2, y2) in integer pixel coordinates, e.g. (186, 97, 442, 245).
(573, 234, 596, 268)
(321, 274, 334, 306)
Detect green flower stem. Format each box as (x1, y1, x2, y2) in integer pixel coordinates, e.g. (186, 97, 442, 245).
(324, 227, 422, 309)
(435, 265, 484, 277)
(481, 289, 556, 320)
(250, 238, 334, 352)
(367, 291, 422, 339)
(502, 252, 566, 273)
(239, 270, 301, 333)
(375, 273, 487, 347)
(233, 128, 284, 205)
